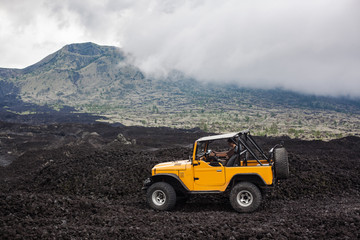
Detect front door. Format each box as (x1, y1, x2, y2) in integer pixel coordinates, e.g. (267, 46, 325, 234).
(193, 161, 225, 190)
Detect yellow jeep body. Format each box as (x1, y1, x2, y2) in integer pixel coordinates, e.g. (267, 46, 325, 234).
(153, 159, 273, 192)
(150, 132, 275, 193)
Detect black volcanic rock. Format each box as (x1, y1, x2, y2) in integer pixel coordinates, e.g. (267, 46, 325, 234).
(0, 121, 359, 239)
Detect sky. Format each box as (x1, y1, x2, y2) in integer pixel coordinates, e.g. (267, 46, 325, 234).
(1, 0, 359, 97)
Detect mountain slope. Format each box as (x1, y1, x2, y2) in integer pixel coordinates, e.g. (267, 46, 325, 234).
(1, 42, 360, 139)
(2, 42, 145, 104)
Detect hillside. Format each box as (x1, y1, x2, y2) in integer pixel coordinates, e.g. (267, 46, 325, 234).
(0, 42, 142, 102)
(1, 42, 360, 140)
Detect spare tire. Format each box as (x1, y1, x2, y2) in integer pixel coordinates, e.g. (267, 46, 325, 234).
(274, 148, 289, 179)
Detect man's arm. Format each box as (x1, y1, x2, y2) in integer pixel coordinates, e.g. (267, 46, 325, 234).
(211, 150, 227, 158)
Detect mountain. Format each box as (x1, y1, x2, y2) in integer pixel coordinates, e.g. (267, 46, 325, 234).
(1, 42, 360, 139)
(0, 42, 145, 104)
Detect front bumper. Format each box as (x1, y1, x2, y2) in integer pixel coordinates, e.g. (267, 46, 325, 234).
(142, 177, 153, 191)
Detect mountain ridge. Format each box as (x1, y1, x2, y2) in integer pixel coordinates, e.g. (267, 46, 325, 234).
(1, 42, 359, 139)
(0, 42, 144, 103)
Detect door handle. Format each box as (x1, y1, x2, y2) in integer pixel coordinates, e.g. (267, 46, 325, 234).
(217, 170, 222, 172)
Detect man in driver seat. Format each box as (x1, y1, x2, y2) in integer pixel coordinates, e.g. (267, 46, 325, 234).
(210, 138, 237, 163)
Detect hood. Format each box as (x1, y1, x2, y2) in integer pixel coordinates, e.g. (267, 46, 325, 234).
(153, 160, 189, 171)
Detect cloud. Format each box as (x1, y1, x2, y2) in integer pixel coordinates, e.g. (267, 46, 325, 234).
(0, 0, 128, 68)
(0, 0, 359, 97)
(121, 0, 360, 97)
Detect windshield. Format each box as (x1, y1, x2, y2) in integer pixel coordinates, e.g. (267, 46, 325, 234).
(195, 141, 206, 160)
(195, 139, 230, 160)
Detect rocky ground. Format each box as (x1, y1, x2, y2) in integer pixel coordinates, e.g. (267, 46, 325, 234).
(0, 120, 359, 239)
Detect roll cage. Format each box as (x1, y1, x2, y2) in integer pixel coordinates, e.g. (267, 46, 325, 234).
(194, 130, 275, 166)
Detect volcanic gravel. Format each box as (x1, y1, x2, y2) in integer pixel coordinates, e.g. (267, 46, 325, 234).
(1, 121, 359, 239)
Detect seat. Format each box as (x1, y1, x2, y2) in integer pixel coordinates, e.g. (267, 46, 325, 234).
(226, 146, 240, 167)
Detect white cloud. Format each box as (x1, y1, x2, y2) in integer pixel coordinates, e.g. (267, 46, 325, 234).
(121, 0, 360, 97)
(0, 0, 126, 68)
(0, 0, 359, 97)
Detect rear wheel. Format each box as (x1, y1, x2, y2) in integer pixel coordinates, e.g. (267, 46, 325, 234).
(146, 182, 177, 211)
(230, 182, 262, 213)
(274, 148, 289, 179)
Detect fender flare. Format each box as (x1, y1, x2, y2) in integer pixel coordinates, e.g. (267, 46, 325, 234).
(145, 173, 190, 194)
(228, 173, 267, 189)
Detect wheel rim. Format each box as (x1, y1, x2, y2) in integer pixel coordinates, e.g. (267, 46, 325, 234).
(236, 190, 253, 207)
(152, 190, 166, 206)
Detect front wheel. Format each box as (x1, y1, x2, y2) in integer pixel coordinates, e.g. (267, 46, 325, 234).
(230, 182, 262, 213)
(146, 182, 177, 211)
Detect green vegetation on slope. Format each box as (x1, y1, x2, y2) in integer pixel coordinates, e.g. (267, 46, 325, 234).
(1, 42, 360, 140)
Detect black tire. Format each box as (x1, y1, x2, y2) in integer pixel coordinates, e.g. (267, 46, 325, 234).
(230, 182, 262, 213)
(274, 148, 289, 179)
(146, 182, 177, 211)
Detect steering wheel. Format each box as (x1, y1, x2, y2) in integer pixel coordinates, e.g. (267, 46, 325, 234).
(205, 150, 220, 162)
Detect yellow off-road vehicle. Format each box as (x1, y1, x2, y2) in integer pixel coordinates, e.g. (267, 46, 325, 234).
(143, 130, 289, 213)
